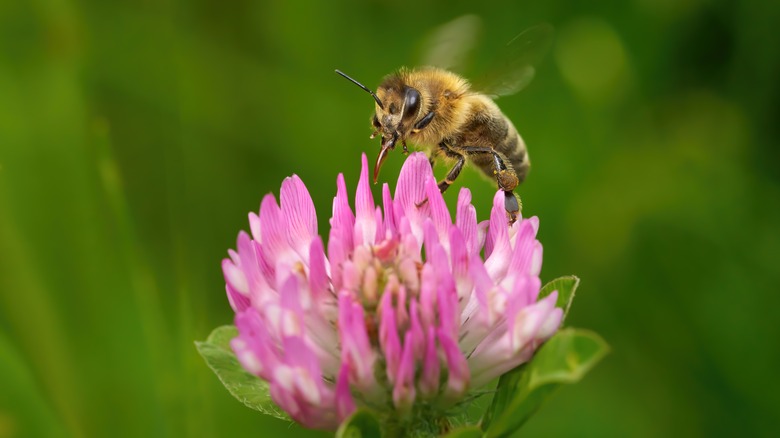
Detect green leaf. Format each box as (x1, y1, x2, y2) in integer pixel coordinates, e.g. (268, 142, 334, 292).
(195, 325, 290, 422)
(442, 425, 484, 438)
(336, 409, 381, 438)
(480, 364, 526, 432)
(483, 328, 609, 438)
(538, 275, 579, 320)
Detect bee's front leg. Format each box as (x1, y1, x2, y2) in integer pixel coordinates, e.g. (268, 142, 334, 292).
(413, 111, 435, 132)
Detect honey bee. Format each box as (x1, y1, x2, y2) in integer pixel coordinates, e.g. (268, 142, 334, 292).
(336, 18, 552, 222)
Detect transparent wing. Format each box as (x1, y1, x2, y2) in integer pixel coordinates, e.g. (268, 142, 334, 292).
(417, 14, 482, 73)
(475, 23, 555, 98)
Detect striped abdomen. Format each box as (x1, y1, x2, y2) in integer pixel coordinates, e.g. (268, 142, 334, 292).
(452, 104, 530, 186)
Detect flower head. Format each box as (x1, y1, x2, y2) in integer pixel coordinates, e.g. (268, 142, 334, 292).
(222, 153, 562, 430)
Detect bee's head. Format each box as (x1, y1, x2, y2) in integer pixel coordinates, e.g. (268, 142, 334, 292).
(373, 80, 421, 137)
(336, 69, 422, 182)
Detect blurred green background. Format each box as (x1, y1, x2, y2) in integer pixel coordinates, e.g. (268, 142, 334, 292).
(1, 0, 779, 436)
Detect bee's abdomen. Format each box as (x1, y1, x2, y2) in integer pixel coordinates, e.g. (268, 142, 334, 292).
(494, 116, 529, 184)
(450, 98, 531, 185)
(501, 129, 530, 183)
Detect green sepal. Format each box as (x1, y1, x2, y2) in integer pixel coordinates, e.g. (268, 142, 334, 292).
(538, 275, 579, 321)
(482, 328, 609, 437)
(442, 425, 484, 438)
(336, 409, 382, 438)
(195, 325, 289, 422)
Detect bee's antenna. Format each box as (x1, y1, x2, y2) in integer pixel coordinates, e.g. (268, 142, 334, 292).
(335, 69, 385, 110)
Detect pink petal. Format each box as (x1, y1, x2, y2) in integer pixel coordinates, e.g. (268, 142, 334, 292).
(249, 211, 262, 243)
(379, 290, 402, 383)
(484, 191, 512, 282)
(278, 275, 305, 337)
(374, 206, 385, 244)
(335, 363, 356, 421)
(338, 293, 376, 390)
(373, 234, 399, 262)
(419, 263, 437, 329)
(361, 265, 379, 305)
(469, 292, 562, 389)
(438, 329, 470, 401)
(328, 173, 355, 270)
(510, 292, 561, 352)
(424, 168, 452, 243)
(225, 283, 250, 312)
(395, 284, 409, 330)
(393, 331, 417, 410)
(222, 257, 248, 297)
(393, 153, 432, 244)
(280, 175, 317, 261)
(258, 194, 292, 270)
(382, 183, 396, 238)
(459, 259, 494, 354)
(252, 240, 275, 292)
(327, 236, 347, 292)
(233, 308, 280, 381)
(399, 216, 423, 258)
(507, 218, 542, 279)
(397, 256, 419, 293)
(477, 219, 489, 255)
(455, 188, 479, 255)
(528, 215, 540, 234)
(237, 231, 272, 306)
(269, 371, 302, 417)
(449, 226, 473, 313)
(308, 236, 329, 303)
(408, 299, 425, 358)
(467, 259, 491, 322)
(419, 327, 440, 399)
(277, 336, 338, 429)
(354, 154, 378, 247)
(504, 275, 541, 318)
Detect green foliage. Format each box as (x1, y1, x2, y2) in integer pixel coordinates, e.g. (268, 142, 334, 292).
(442, 425, 484, 438)
(538, 275, 579, 321)
(195, 326, 290, 422)
(482, 329, 609, 437)
(336, 410, 382, 438)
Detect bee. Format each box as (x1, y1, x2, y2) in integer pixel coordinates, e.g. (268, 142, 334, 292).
(336, 17, 552, 222)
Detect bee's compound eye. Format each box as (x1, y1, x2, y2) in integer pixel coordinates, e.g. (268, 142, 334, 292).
(402, 87, 421, 123)
(372, 114, 381, 128)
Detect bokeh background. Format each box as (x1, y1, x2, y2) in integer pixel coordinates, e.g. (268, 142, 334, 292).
(2, 0, 779, 436)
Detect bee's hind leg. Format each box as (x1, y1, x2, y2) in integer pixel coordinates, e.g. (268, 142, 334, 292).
(504, 190, 521, 223)
(461, 146, 521, 223)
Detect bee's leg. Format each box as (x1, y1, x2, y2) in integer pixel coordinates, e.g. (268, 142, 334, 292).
(438, 155, 466, 193)
(461, 146, 521, 222)
(436, 144, 466, 193)
(503, 191, 521, 223)
(413, 111, 435, 132)
(459, 146, 518, 191)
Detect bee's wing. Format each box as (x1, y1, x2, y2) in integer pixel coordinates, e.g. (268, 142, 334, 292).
(417, 14, 482, 73)
(475, 23, 554, 98)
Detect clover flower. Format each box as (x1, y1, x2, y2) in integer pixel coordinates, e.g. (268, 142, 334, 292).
(221, 153, 562, 430)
